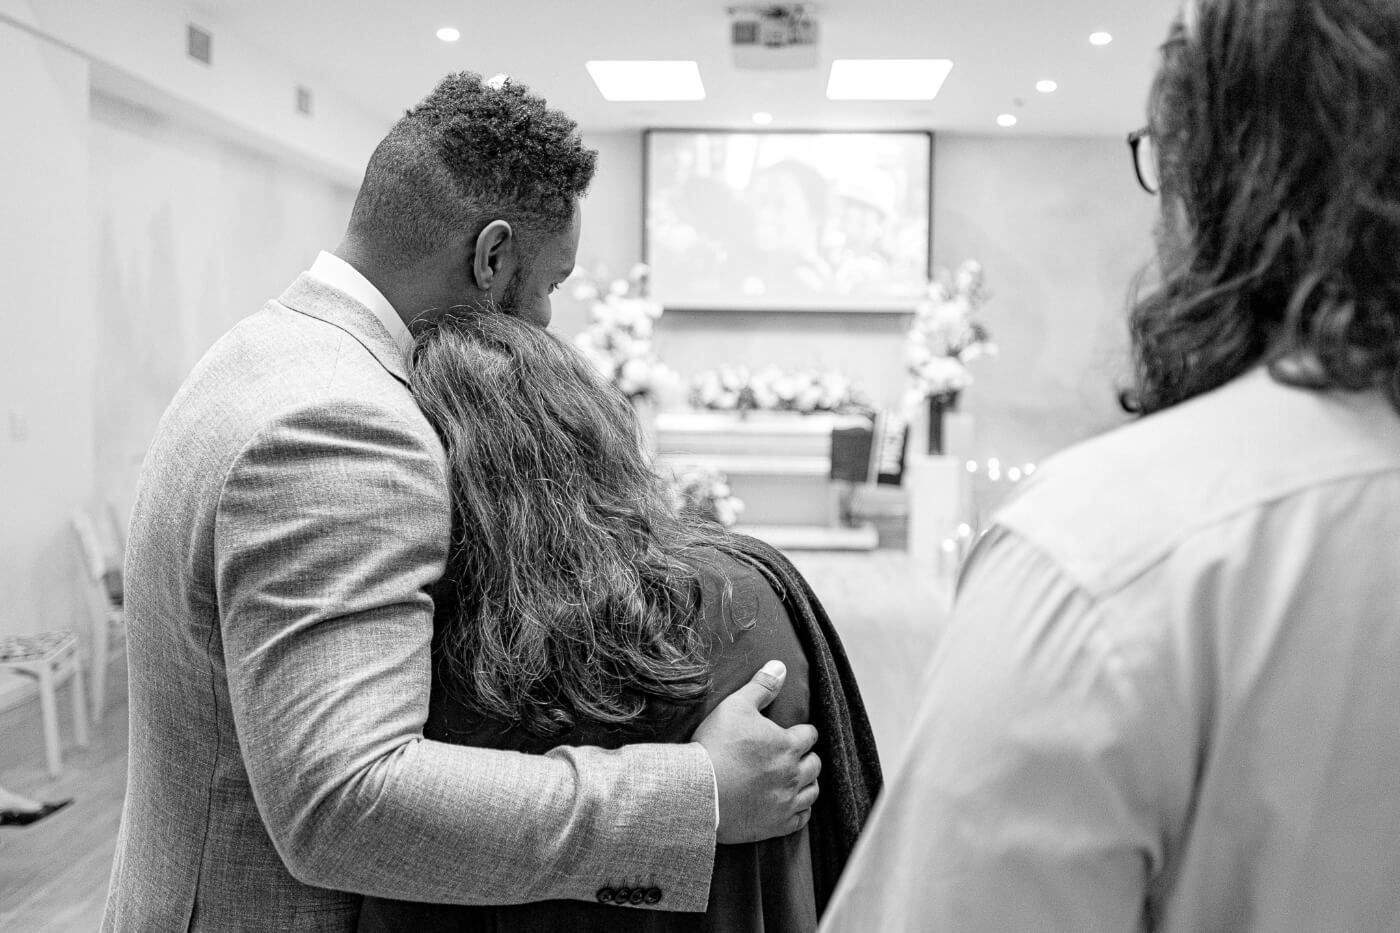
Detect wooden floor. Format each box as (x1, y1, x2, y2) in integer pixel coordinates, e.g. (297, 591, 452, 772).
(0, 549, 948, 931)
(0, 662, 129, 932)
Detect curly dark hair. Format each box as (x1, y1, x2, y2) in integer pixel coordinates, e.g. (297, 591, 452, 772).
(1124, 0, 1400, 415)
(348, 71, 597, 265)
(409, 311, 738, 738)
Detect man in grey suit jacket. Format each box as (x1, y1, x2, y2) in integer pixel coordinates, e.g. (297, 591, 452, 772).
(103, 72, 820, 931)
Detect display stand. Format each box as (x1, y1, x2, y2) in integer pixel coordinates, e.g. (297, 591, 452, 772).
(654, 410, 879, 551)
(904, 397, 977, 594)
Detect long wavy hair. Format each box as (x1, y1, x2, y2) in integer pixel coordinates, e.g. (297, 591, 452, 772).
(1124, 0, 1400, 415)
(409, 310, 734, 737)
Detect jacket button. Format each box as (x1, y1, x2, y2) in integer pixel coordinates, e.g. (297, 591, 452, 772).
(645, 887, 662, 904)
(629, 888, 646, 905)
(615, 886, 632, 904)
(596, 887, 615, 903)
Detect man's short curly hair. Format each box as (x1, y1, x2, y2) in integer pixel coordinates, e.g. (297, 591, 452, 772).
(348, 72, 597, 264)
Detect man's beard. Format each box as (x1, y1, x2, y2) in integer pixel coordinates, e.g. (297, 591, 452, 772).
(462, 266, 526, 316)
(498, 267, 525, 316)
(408, 267, 530, 338)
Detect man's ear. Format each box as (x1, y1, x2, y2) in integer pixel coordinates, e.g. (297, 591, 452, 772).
(471, 219, 514, 290)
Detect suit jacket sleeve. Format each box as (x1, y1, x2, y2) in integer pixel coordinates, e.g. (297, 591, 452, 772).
(213, 396, 717, 908)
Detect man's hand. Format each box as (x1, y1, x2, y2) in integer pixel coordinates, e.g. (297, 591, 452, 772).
(693, 660, 821, 844)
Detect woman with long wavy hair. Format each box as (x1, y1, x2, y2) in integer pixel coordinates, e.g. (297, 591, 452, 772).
(358, 310, 880, 933)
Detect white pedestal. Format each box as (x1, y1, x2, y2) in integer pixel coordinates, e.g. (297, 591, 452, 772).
(906, 455, 963, 559)
(905, 454, 967, 594)
(943, 411, 975, 461)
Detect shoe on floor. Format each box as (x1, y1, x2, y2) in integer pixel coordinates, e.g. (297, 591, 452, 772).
(0, 799, 73, 827)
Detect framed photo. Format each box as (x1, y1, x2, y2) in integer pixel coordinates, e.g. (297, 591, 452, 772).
(643, 129, 932, 312)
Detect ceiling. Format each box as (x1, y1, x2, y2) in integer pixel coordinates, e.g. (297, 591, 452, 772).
(205, 0, 1183, 136)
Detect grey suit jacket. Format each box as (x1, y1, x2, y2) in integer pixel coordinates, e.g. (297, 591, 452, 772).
(102, 274, 717, 932)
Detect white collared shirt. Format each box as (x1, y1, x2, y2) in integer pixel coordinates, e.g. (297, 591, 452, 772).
(306, 251, 413, 361)
(823, 367, 1400, 932)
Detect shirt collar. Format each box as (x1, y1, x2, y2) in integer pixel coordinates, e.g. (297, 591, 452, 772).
(306, 251, 413, 360)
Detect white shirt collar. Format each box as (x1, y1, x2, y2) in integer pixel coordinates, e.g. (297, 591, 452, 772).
(306, 251, 414, 360)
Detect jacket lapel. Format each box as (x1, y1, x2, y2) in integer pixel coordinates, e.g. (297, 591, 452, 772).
(276, 273, 412, 386)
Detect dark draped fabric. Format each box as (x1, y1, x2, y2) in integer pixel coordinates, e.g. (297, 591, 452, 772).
(359, 537, 880, 933)
(713, 534, 883, 915)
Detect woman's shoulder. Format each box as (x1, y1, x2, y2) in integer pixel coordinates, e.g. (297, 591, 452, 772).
(695, 543, 779, 604)
(690, 543, 811, 728)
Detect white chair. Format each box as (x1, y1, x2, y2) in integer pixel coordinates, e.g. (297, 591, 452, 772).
(71, 506, 126, 724)
(0, 630, 89, 776)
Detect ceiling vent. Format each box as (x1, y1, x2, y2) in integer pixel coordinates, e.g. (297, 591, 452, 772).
(186, 24, 212, 65)
(728, 4, 819, 70)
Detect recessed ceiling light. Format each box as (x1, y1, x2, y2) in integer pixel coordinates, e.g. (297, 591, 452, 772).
(585, 61, 705, 101)
(996, 113, 1018, 127)
(435, 26, 460, 42)
(752, 111, 774, 125)
(1036, 79, 1058, 93)
(826, 59, 954, 101)
(1089, 31, 1113, 45)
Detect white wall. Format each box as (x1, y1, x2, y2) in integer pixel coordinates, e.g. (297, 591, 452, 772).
(90, 93, 355, 520)
(0, 0, 385, 186)
(0, 21, 96, 698)
(559, 130, 1156, 468)
(933, 135, 1153, 466)
(0, 16, 356, 709)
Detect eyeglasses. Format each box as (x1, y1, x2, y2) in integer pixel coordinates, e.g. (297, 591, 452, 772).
(1127, 127, 1159, 195)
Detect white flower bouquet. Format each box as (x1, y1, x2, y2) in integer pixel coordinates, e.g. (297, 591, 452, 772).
(690, 365, 866, 415)
(669, 465, 745, 528)
(905, 259, 997, 407)
(572, 263, 677, 404)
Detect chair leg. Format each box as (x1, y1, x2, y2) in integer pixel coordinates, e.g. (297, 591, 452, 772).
(70, 654, 90, 749)
(90, 609, 110, 726)
(35, 666, 63, 777)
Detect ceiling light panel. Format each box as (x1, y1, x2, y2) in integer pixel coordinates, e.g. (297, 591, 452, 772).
(585, 61, 706, 101)
(826, 59, 953, 101)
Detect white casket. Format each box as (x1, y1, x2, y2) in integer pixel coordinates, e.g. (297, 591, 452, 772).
(654, 410, 879, 550)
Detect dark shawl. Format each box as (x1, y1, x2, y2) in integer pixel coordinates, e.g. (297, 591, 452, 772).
(715, 534, 883, 913)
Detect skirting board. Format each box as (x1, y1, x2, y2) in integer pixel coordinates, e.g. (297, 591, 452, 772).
(738, 522, 879, 552)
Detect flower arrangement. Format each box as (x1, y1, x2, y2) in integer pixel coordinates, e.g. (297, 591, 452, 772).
(572, 263, 677, 404)
(690, 365, 866, 414)
(905, 259, 997, 406)
(668, 465, 745, 528)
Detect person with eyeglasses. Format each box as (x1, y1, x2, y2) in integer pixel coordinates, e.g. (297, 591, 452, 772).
(821, 0, 1400, 930)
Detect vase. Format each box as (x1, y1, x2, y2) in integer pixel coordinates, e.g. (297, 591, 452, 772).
(926, 391, 960, 455)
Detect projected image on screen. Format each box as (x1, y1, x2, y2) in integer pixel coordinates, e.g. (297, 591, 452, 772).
(645, 131, 931, 311)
